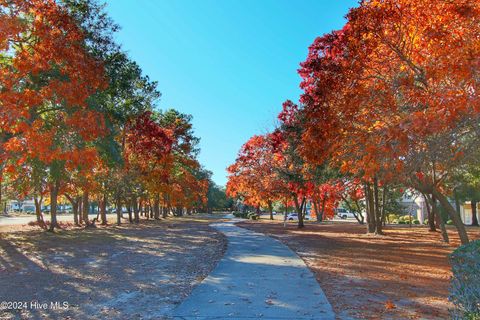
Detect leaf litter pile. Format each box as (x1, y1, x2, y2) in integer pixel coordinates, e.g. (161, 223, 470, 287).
(237, 220, 480, 319)
(0, 218, 226, 320)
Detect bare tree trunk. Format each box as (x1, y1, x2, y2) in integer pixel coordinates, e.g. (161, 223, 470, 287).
(65, 194, 79, 226)
(100, 194, 107, 225)
(381, 186, 388, 227)
(116, 196, 122, 226)
(78, 199, 83, 224)
(320, 197, 327, 222)
(154, 194, 160, 219)
(423, 193, 436, 232)
(432, 188, 468, 244)
(471, 200, 478, 227)
(268, 200, 273, 220)
(127, 203, 133, 223)
(34, 196, 46, 229)
(162, 206, 168, 219)
(365, 183, 376, 233)
(149, 200, 154, 219)
(430, 195, 449, 243)
(133, 196, 139, 223)
(82, 191, 90, 227)
(72, 200, 79, 226)
(373, 178, 383, 235)
(48, 180, 60, 232)
(294, 196, 305, 228)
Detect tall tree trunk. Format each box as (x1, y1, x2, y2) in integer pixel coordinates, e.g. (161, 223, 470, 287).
(365, 183, 376, 233)
(133, 196, 139, 223)
(294, 196, 305, 228)
(82, 191, 90, 227)
(73, 201, 79, 226)
(268, 200, 273, 220)
(381, 186, 388, 227)
(430, 195, 449, 243)
(373, 178, 383, 235)
(69, 197, 79, 226)
(34, 196, 46, 229)
(320, 197, 327, 222)
(423, 193, 436, 232)
(162, 206, 168, 219)
(48, 180, 60, 232)
(100, 194, 107, 225)
(116, 196, 122, 225)
(154, 194, 160, 219)
(78, 199, 83, 224)
(471, 200, 478, 227)
(283, 199, 288, 227)
(432, 187, 469, 244)
(127, 203, 133, 223)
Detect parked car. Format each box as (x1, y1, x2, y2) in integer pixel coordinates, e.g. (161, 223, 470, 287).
(336, 208, 356, 219)
(109, 208, 129, 214)
(286, 212, 311, 221)
(286, 212, 298, 221)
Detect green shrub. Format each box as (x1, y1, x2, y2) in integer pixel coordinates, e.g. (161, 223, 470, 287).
(388, 214, 399, 223)
(412, 219, 420, 225)
(233, 212, 249, 219)
(449, 240, 480, 319)
(250, 215, 259, 220)
(424, 219, 429, 225)
(392, 219, 399, 224)
(398, 220, 406, 224)
(398, 216, 405, 222)
(447, 220, 454, 225)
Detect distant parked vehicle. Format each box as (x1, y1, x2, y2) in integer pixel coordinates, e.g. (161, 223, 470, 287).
(286, 212, 298, 221)
(109, 208, 129, 214)
(23, 205, 35, 214)
(336, 208, 356, 219)
(286, 212, 311, 221)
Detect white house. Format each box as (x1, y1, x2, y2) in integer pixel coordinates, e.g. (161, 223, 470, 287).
(399, 192, 478, 224)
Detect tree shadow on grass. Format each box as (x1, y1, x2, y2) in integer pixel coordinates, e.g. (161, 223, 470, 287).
(0, 220, 224, 320)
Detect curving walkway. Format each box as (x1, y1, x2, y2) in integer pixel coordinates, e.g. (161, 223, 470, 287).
(171, 221, 335, 320)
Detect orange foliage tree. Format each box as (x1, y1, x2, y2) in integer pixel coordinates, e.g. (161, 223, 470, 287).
(298, 0, 480, 243)
(227, 134, 288, 220)
(0, 0, 210, 231)
(1, 0, 106, 230)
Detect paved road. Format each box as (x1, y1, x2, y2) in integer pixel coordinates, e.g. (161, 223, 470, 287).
(171, 221, 334, 320)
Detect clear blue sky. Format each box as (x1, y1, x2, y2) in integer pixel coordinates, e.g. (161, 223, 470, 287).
(105, 0, 358, 186)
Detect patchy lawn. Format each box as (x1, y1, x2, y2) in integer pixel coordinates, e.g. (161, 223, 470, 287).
(236, 219, 480, 319)
(0, 217, 227, 320)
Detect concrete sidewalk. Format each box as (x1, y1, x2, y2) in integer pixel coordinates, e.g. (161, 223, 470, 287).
(171, 221, 334, 320)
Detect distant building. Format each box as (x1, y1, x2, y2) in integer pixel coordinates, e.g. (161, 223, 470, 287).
(399, 192, 478, 224)
(7, 199, 35, 213)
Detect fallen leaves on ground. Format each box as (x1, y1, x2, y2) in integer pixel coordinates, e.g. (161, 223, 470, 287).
(237, 220, 480, 319)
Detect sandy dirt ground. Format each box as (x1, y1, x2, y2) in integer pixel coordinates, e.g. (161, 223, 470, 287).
(0, 217, 227, 320)
(237, 219, 480, 320)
